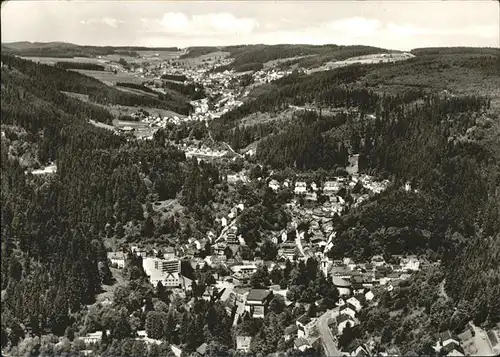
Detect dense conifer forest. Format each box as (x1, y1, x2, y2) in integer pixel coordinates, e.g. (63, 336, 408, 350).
(56, 62, 106, 71)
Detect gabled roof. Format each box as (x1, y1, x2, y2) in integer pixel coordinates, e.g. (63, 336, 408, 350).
(353, 346, 369, 357)
(196, 343, 208, 355)
(340, 303, 357, 312)
(294, 337, 310, 348)
(246, 289, 272, 302)
(347, 296, 361, 304)
(332, 277, 352, 288)
(297, 314, 312, 325)
(440, 330, 460, 342)
(441, 341, 462, 355)
(285, 324, 298, 335)
(336, 314, 355, 324)
(330, 265, 353, 276)
(457, 329, 473, 342)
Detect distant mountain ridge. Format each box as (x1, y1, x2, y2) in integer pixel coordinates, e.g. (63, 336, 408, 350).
(1, 41, 181, 58)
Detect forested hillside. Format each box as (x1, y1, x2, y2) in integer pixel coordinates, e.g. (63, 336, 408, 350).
(0, 58, 194, 345)
(1, 55, 192, 115)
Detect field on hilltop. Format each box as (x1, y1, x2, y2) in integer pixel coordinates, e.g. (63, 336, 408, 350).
(211, 44, 394, 72)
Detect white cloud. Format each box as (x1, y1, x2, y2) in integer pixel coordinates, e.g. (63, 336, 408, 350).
(80, 17, 124, 28)
(148, 12, 259, 36)
(324, 17, 381, 38)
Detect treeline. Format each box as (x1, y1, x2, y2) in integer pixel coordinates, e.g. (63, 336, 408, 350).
(160, 74, 187, 82)
(1, 60, 192, 346)
(1, 55, 191, 115)
(56, 61, 105, 71)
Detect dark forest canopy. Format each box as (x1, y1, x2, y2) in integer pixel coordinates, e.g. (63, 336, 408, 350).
(56, 61, 105, 71)
(160, 73, 187, 82)
(410, 47, 500, 56)
(1, 57, 191, 343)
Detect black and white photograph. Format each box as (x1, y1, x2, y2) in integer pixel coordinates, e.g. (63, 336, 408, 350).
(1, 1, 499, 356)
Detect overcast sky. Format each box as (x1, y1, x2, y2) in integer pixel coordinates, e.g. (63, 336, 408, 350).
(1, 1, 499, 50)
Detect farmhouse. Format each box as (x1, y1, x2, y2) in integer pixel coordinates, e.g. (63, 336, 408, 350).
(107, 252, 125, 268)
(236, 336, 252, 352)
(245, 289, 273, 318)
(296, 314, 317, 339)
(294, 181, 307, 195)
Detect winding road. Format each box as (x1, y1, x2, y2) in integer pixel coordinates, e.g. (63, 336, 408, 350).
(317, 309, 342, 357)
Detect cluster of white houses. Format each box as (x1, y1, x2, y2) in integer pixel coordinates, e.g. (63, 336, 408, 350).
(268, 174, 390, 198)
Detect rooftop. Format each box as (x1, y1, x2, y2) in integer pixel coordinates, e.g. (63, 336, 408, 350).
(294, 337, 310, 348)
(196, 343, 208, 356)
(337, 314, 355, 324)
(297, 314, 312, 325)
(440, 330, 460, 342)
(246, 289, 272, 302)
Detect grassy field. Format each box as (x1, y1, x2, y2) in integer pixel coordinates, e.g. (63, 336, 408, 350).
(109, 104, 185, 119)
(61, 90, 90, 101)
(75, 69, 149, 85)
(115, 85, 158, 98)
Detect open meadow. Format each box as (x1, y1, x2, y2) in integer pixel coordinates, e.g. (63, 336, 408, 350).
(75, 69, 151, 85)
